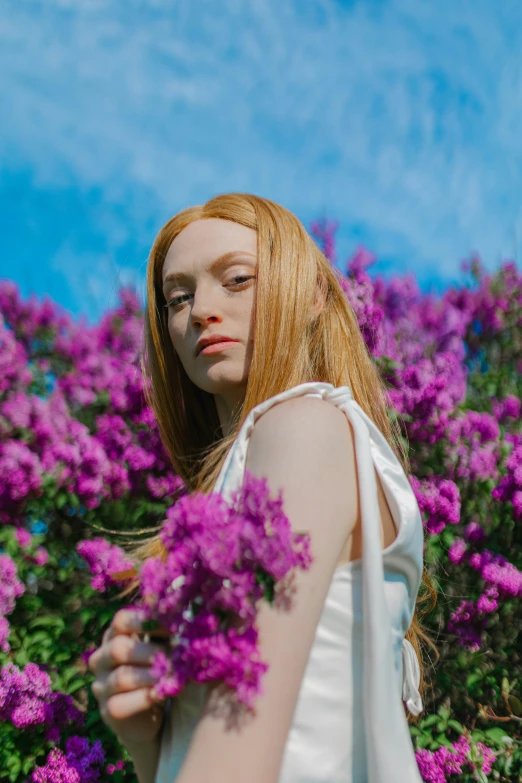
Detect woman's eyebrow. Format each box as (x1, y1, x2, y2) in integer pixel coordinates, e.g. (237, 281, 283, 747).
(163, 251, 256, 287)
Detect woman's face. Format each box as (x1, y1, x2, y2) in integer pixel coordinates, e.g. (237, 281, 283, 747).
(162, 218, 257, 418)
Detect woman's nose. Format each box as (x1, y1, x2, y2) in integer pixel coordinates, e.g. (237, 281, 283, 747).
(190, 288, 222, 327)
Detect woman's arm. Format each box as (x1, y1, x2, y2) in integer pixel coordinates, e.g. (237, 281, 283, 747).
(122, 735, 162, 783)
(172, 395, 358, 783)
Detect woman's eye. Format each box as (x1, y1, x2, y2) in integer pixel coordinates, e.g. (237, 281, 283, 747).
(165, 276, 254, 309)
(166, 293, 191, 308)
(227, 275, 253, 287)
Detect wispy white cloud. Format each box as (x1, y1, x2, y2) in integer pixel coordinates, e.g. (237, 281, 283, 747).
(0, 0, 521, 315)
(50, 242, 146, 318)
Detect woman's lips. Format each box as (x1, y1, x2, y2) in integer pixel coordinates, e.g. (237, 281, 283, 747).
(199, 340, 239, 356)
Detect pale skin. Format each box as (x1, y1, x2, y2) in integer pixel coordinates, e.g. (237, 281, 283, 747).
(88, 218, 398, 783)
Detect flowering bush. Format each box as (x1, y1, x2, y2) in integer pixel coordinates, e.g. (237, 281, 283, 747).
(0, 225, 521, 780)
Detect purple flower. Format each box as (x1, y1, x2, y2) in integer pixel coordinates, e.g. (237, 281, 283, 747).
(0, 554, 25, 615)
(106, 760, 125, 775)
(410, 475, 461, 535)
(388, 353, 467, 445)
(76, 538, 135, 593)
(447, 599, 487, 651)
(0, 440, 43, 522)
(463, 520, 487, 545)
(448, 538, 467, 565)
(30, 736, 105, 783)
(415, 732, 497, 781)
(470, 549, 522, 598)
(492, 439, 522, 520)
(137, 471, 312, 709)
(0, 554, 24, 652)
(32, 546, 49, 566)
(15, 526, 32, 547)
(0, 313, 33, 395)
(492, 394, 521, 422)
(0, 662, 83, 734)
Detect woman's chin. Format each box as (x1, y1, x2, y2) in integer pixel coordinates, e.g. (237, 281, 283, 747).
(194, 365, 249, 394)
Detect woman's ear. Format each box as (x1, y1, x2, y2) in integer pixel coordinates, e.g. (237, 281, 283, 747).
(310, 272, 328, 319)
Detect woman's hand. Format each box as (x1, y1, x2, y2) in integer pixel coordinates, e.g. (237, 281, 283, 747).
(88, 608, 170, 748)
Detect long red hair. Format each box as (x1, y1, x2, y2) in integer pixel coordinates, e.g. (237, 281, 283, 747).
(120, 192, 439, 722)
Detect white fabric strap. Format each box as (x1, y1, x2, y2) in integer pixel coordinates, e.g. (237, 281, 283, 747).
(402, 638, 423, 716)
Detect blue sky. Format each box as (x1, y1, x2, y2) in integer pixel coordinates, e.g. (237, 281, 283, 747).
(1, 0, 521, 323)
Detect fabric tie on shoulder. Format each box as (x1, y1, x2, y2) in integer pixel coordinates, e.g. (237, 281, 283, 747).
(402, 638, 423, 716)
(311, 385, 424, 717)
(320, 384, 354, 404)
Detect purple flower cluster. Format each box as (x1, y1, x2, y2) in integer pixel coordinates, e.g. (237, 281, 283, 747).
(0, 281, 72, 349)
(29, 736, 105, 783)
(310, 217, 339, 265)
(492, 432, 522, 520)
(459, 259, 522, 337)
(76, 537, 135, 593)
(444, 410, 500, 483)
(447, 520, 522, 650)
(0, 282, 184, 526)
(416, 733, 496, 781)
(136, 471, 312, 709)
(339, 247, 386, 354)
(0, 440, 44, 523)
(0, 662, 83, 741)
(106, 760, 125, 776)
(15, 526, 32, 547)
(0, 553, 24, 652)
(0, 312, 33, 395)
(387, 353, 467, 445)
(492, 393, 521, 423)
(410, 476, 461, 535)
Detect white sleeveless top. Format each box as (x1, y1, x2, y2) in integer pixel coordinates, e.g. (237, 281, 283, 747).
(155, 382, 425, 783)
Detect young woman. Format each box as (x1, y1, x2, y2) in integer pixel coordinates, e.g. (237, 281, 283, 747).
(88, 193, 438, 783)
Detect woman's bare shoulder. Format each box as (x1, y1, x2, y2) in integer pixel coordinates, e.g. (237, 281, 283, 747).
(250, 393, 351, 441)
(246, 393, 354, 472)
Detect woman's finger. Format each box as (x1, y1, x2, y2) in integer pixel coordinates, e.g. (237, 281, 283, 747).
(105, 609, 144, 642)
(98, 636, 167, 673)
(105, 686, 166, 723)
(105, 665, 159, 698)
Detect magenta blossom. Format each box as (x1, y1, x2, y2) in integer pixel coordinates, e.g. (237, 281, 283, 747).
(30, 736, 105, 783)
(137, 471, 312, 709)
(76, 538, 135, 593)
(0, 662, 83, 738)
(0, 553, 24, 652)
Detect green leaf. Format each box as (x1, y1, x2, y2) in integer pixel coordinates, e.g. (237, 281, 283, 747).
(447, 719, 464, 734)
(67, 679, 87, 695)
(421, 714, 440, 728)
(7, 757, 21, 775)
(438, 705, 450, 721)
(23, 755, 37, 774)
(484, 727, 512, 745)
(466, 672, 482, 689)
(507, 694, 522, 715)
(28, 616, 66, 632)
(26, 630, 54, 648)
(55, 492, 68, 509)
